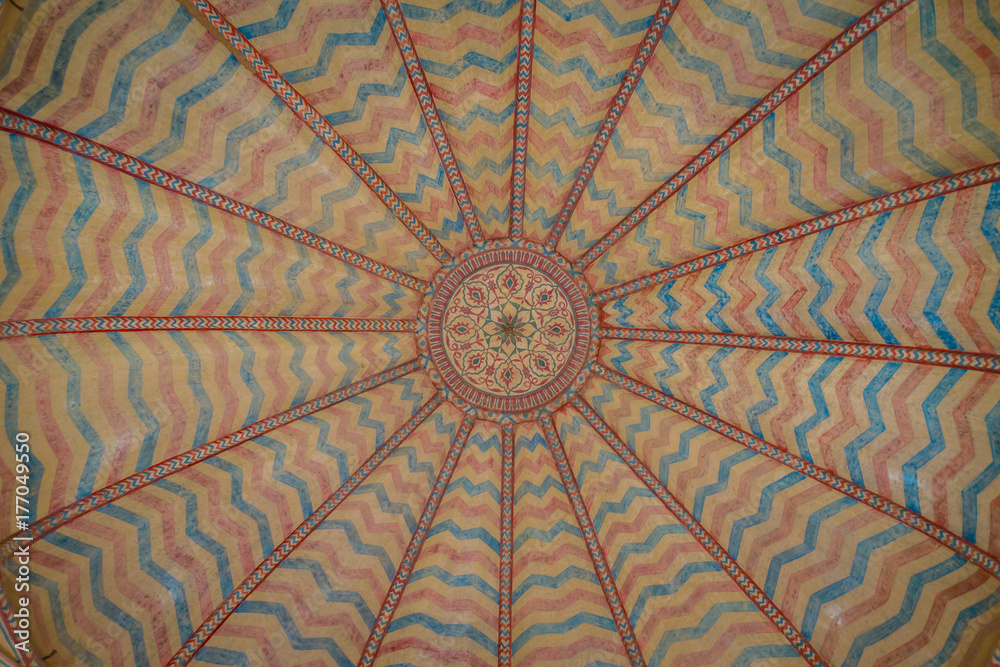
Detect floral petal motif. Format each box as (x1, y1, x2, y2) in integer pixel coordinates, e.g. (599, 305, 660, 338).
(439, 262, 577, 397)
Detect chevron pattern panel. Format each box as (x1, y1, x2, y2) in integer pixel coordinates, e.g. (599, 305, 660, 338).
(604, 183, 1000, 354)
(0, 374, 438, 665)
(218, 0, 470, 255)
(0, 329, 413, 525)
(552, 409, 803, 665)
(599, 340, 1000, 559)
(0, 135, 422, 320)
(374, 420, 502, 666)
(2, 0, 1000, 663)
(521, 0, 660, 242)
(402, 0, 520, 239)
(587, 0, 1000, 287)
(581, 377, 1000, 665)
(183, 402, 463, 665)
(510, 422, 631, 666)
(0, 0, 442, 279)
(560, 0, 881, 258)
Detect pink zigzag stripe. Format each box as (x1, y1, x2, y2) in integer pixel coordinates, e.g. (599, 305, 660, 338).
(498, 423, 515, 667)
(578, 0, 914, 267)
(0, 360, 423, 558)
(0, 317, 416, 339)
(0, 108, 429, 293)
(359, 412, 477, 666)
(510, 0, 536, 239)
(0, 589, 40, 667)
(189, 0, 452, 264)
(543, 0, 680, 249)
(540, 416, 646, 667)
(599, 328, 1000, 373)
(593, 364, 1000, 581)
(167, 393, 445, 666)
(572, 399, 827, 666)
(597, 162, 1000, 301)
(380, 0, 485, 244)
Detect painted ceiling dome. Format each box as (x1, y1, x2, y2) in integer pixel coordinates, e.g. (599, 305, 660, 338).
(0, 0, 999, 665)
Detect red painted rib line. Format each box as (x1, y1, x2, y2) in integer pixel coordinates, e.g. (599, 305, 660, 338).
(539, 416, 646, 667)
(509, 0, 536, 239)
(380, 0, 485, 244)
(359, 413, 477, 666)
(0, 359, 423, 558)
(0, 109, 430, 293)
(578, 0, 914, 268)
(498, 423, 515, 667)
(571, 399, 827, 666)
(596, 162, 1000, 301)
(542, 0, 679, 250)
(187, 0, 452, 264)
(988, 638, 1000, 667)
(167, 393, 446, 666)
(599, 328, 1000, 374)
(0, 590, 39, 667)
(0, 317, 416, 339)
(594, 364, 1000, 581)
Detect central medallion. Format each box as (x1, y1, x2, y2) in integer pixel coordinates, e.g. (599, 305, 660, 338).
(419, 240, 598, 421)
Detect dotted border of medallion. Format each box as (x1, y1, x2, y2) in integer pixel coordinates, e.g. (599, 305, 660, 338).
(418, 239, 599, 422)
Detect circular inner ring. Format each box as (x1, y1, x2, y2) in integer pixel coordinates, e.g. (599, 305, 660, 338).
(423, 246, 594, 415)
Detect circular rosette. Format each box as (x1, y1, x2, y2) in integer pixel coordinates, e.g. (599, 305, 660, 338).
(420, 241, 597, 420)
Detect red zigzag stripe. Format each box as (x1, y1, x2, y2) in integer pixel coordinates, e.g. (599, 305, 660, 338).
(572, 398, 827, 666)
(190, 0, 452, 264)
(579, 0, 914, 267)
(380, 0, 485, 243)
(543, 0, 680, 249)
(0, 109, 429, 292)
(0, 360, 423, 558)
(597, 162, 1000, 301)
(167, 393, 446, 666)
(359, 413, 477, 666)
(594, 364, 1000, 581)
(540, 417, 646, 667)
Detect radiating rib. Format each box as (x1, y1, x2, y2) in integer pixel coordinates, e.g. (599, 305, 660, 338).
(0, 359, 423, 557)
(380, 0, 485, 244)
(0, 109, 430, 293)
(594, 364, 1000, 581)
(542, 0, 679, 250)
(539, 416, 647, 667)
(600, 328, 1000, 374)
(498, 423, 515, 667)
(182, 0, 452, 264)
(597, 162, 1000, 301)
(359, 413, 477, 666)
(0, 317, 416, 339)
(572, 398, 826, 666)
(576, 0, 914, 269)
(509, 0, 536, 239)
(165, 392, 445, 666)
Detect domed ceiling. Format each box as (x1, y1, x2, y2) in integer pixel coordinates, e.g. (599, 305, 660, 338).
(0, 0, 999, 664)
